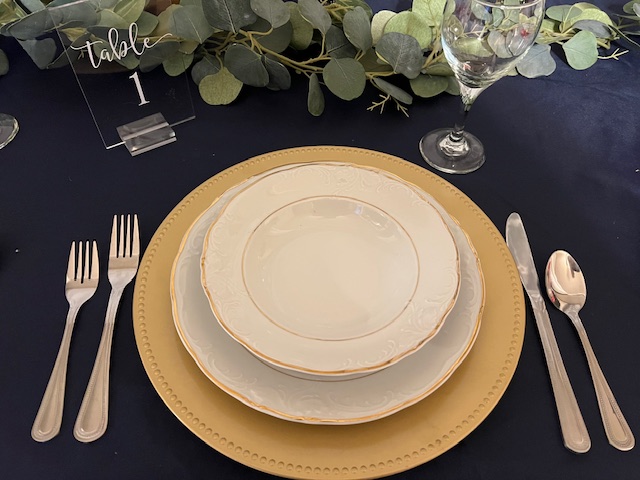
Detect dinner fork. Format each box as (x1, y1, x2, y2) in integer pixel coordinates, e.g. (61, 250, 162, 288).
(73, 214, 139, 443)
(31, 241, 99, 442)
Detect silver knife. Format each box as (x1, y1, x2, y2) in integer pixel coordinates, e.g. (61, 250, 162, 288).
(506, 213, 591, 453)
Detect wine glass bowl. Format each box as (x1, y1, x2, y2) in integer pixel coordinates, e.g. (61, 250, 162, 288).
(420, 0, 545, 174)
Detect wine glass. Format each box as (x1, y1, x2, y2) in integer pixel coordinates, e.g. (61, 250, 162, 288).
(0, 113, 19, 149)
(420, 0, 545, 174)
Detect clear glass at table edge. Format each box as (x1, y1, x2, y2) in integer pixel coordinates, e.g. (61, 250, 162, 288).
(420, 0, 545, 174)
(0, 113, 18, 149)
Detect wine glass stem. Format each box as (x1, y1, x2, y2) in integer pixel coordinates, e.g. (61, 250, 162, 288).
(439, 85, 485, 157)
(440, 102, 472, 156)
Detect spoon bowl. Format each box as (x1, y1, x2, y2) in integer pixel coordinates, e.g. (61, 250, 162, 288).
(545, 250, 634, 451)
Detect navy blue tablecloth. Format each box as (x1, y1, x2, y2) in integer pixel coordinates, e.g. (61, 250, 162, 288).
(1, 1, 639, 478)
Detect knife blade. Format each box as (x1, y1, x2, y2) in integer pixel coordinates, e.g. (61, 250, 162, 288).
(506, 212, 591, 453)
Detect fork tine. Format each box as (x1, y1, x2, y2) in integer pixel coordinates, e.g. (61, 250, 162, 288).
(90, 241, 99, 280)
(67, 241, 76, 282)
(125, 214, 131, 257)
(81, 241, 89, 283)
(109, 215, 117, 258)
(67, 242, 76, 281)
(132, 214, 139, 257)
(118, 215, 125, 258)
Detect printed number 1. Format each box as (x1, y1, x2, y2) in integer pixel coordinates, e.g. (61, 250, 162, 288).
(129, 71, 150, 106)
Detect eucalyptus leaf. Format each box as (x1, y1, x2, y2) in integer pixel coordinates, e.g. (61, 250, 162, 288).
(562, 30, 598, 69)
(409, 74, 448, 98)
(423, 62, 453, 76)
(307, 72, 324, 116)
(171, 5, 215, 43)
(375, 32, 424, 79)
(516, 43, 556, 77)
(191, 55, 221, 85)
(97, 10, 129, 29)
(572, 20, 613, 38)
(545, 5, 574, 22)
(326, 25, 357, 59)
(445, 76, 460, 95)
(563, 8, 613, 31)
(180, 0, 203, 7)
(6, 9, 53, 40)
(153, 4, 181, 36)
(412, 0, 447, 27)
(298, 0, 331, 35)
(372, 77, 413, 104)
(540, 17, 560, 34)
(179, 40, 200, 55)
(224, 43, 269, 86)
(202, 0, 257, 34)
(357, 48, 393, 73)
(19, 0, 45, 13)
(286, 1, 314, 50)
(47, 47, 76, 69)
(138, 40, 181, 72)
(82, 0, 119, 8)
(623, 1, 640, 14)
(322, 57, 366, 100)
(0, 48, 9, 76)
(263, 55, 291, 90)
(163, 51, 194, 76)
(114, 49, 140, 69)
(199, 67, 243, 105)
(18, 38, 57, 69)
(371, 10, 395, 45)
(250, 17, 293, 53)
(113, 0, 145, 24)
(383, 11, 432, 49)
(136, 11, 159, 36)
(250, 0, 290, 28)
(336, 0, 373, 20)
(343, 6, 372, 52)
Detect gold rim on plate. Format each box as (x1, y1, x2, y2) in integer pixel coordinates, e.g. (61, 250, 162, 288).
(133, 146, 525, 479)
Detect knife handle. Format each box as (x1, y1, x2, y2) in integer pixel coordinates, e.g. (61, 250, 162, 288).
(530, 296, 591, 453)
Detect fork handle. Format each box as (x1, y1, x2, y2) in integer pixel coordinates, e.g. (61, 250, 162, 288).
(73, 287, 123, 443)
(31, 307, 79, 442)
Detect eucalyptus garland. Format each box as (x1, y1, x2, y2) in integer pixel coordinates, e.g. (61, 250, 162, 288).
(0, 0, 639, 115)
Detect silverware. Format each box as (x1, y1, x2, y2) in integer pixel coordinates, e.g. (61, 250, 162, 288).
(505, 213, 590, 453)
(546, 250, 634, 451)
(73, 215, 139, 443)
(31, 241, 99, 442)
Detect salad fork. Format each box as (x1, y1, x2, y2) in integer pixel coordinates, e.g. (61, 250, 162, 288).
(31, 241, 99, 442)
(74, 214, 139, 443)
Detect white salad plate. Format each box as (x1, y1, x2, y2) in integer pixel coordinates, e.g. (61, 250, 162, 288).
(200, 163, 460, 376)
(171, 163, 484, 424)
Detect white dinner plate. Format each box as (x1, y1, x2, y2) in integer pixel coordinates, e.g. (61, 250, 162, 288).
(200, 163, 460, 376)
(171, 163, 484, 424)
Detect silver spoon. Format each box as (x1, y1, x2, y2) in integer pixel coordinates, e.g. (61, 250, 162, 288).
(545, 250, 634, 451)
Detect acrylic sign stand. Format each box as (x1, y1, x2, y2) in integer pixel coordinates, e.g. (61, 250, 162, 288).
(50, 1, 194, 155)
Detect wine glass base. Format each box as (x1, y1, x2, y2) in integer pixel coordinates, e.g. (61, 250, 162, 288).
(419, 128, 485, 174)
(0, 114, 19, 149)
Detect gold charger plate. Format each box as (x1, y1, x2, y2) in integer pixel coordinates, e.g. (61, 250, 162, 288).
(133, 146, 524, 479)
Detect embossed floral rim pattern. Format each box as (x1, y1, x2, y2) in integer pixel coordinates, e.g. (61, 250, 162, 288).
(132, 146, 525, 479)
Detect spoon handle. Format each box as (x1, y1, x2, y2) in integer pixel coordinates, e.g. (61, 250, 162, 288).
(571, 313, 635, 451)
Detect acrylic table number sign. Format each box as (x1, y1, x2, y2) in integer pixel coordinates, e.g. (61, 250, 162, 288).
(50, 0, 195, 155)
